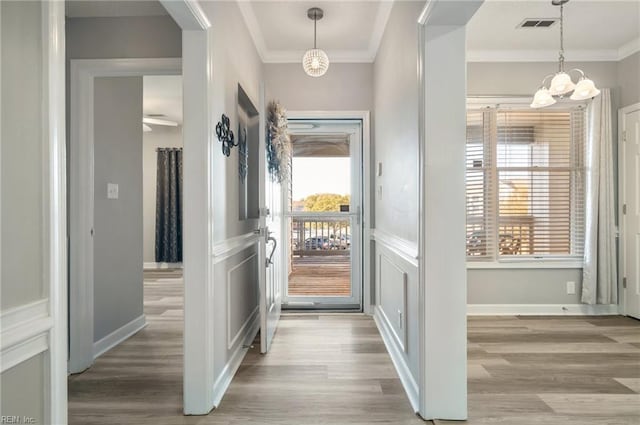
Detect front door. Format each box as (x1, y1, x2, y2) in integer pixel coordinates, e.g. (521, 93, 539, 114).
(622, 105, 640, 319)
(284, 120, 363, 309)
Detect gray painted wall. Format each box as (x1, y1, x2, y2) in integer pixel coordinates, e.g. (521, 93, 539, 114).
(0, 353, 45, 423)
(373, 1, 423, 245)
(371, 0, 424, 392)
(93, 77, 144, 342)
(618, 51, 640, 108)
(66, 15, 181, 59)
(265, 63, 374, 112)
(1, 0, 45, 311)
(0, 2, 47, 422)
(143, 127, 183, 263)
(465, 60, 624, 304)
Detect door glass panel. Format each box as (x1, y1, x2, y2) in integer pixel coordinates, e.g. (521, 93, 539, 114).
(287, 127, 355, 301)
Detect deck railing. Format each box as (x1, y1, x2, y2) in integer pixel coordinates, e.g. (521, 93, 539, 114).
(289, 214, 351, 257)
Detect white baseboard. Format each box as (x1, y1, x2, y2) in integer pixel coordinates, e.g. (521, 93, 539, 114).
(373, 306, 419, 413)
(211, 308, 260, 408)
(143, 262, 183, 270)
(467, 304, 620, 316)
(93, 315, 147, 359)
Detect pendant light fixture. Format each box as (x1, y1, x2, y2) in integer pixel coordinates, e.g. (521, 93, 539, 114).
(530, 0, 600, 108)
(302, 7, 329, 77)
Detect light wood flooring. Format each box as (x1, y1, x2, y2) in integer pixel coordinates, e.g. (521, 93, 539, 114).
(68, 274, 640, 424)
(288, 256, 351, 296)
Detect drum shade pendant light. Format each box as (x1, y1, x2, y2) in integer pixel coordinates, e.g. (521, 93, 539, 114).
(530, 0, 600, 108)
(302, 7, 329, 77)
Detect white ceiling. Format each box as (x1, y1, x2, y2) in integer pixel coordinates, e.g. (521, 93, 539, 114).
(143, 75, 183, 126)
(65, 0, 639, 63)
(467, 0, 640, 62)
(238, 1, 394, 63)
(65, 0, 168, 18)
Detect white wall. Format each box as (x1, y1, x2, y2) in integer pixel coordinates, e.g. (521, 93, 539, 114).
(198, 0, 264, 401)
(371, 0, 424, 406)
(143, 126, 183, 263)
(93, 77, 144, 342)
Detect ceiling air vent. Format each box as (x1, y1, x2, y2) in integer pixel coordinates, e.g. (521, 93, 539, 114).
(517, 18, 558, 28)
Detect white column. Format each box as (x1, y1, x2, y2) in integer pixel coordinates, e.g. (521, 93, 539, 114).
(418, 23, 469, 421)
(182, 28, 215, 415)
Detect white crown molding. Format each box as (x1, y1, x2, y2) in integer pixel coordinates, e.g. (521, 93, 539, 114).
(368, 0, 394, 62)
(618, 37, 640, 60)
(467, 49, 620, 63)
(468, 38, 640, 63)
(236, 0, 268, 63)
(236, 0, 393, 64)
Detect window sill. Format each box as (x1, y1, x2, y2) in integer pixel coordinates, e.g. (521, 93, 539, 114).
(467, 260, 583, 269)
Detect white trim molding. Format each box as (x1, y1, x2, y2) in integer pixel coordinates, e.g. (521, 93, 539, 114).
(373, 306, 419, 412)
(213, 232, 261, 263)
(467, 304, 620, 316)
(93, 315, 147, 359)
(370, 229, 419, 266)
(211, 310, 260, 408)
(0, 300, 52, 373)
(143, 262, 184, 270)
(467, 37, 640, 63)
(467, 261, 583, 269)
(69, 57, 182, 374)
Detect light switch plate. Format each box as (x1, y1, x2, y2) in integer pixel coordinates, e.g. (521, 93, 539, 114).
(107, 183, 119, 199)
(566, 281, 576, 295)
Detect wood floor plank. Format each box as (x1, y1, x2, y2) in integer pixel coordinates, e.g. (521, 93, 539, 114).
(68, 274, 640, 424)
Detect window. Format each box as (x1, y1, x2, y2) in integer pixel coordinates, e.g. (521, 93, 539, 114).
(466, 106, 586, 261)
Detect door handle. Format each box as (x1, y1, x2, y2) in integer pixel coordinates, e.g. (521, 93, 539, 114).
(266, 236, 277, 267)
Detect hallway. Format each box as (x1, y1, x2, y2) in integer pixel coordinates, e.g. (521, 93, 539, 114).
(68, 275, 640, 424)
(68, 275, 422, 425)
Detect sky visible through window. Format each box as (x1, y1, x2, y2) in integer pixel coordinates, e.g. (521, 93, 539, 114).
(292, 157, 350, 201)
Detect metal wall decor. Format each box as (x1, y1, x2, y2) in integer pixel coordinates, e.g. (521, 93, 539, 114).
(238, 126, 248, 182)
(215, 114, 236, 156)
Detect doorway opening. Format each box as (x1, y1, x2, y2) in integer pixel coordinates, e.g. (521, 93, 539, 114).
(284, 119, 364, 310)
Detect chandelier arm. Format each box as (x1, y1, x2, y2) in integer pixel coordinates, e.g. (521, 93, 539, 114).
(539, 74, 556, 88)
(567, 68, 585, 80)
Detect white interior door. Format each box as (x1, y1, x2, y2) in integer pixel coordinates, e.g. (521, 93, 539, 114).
(258, 110, 283, 353)
(622, 105, 640, 319)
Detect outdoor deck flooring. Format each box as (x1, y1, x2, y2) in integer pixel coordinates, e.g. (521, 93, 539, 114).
(287, 255, 351, 296)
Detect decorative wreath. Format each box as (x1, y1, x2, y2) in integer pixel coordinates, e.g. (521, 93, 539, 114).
(266, 101, 291, 182)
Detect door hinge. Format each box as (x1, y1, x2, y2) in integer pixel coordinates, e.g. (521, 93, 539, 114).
(623, 131, 627, 142)
(622, 277, 627, 289)
(623, 204, 627, 215)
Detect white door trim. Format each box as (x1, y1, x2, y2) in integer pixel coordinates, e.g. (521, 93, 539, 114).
(618, 102, 640, 317)
(285, 110, 372, 314)
(68, 57, 182, 374)
(44, 1, 68, 423)
(67, 0, 213, 416)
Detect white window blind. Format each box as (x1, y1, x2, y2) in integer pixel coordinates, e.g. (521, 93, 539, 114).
(466, 107, 586, 261)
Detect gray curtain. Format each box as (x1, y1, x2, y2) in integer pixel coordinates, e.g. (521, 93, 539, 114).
(155, 148, 183, 263)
